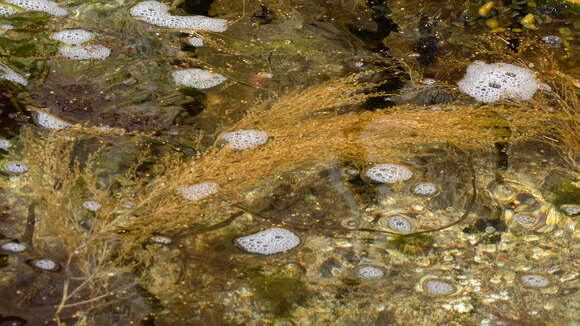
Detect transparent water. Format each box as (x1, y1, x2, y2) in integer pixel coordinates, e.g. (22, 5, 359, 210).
(0, 0, 579, 325)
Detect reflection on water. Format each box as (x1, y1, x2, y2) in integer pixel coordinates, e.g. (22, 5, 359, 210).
(0, 0, 579, 325)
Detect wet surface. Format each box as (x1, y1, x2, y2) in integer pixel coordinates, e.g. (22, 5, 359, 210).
(0, 0, 579, 325)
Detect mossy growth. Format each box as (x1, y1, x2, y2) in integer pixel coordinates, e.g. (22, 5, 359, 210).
(389, 234, 434, 255)
(250, 276, 307, 316)
(551, 182, 580, 212)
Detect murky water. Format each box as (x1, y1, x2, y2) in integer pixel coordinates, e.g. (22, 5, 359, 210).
(0, 0, 579, 325)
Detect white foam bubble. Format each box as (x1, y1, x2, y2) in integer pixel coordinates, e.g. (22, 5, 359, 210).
(236, 227, 300, 255)
(357, 266, 384, 280)
(130, 1, 227, 32)
(1, 241, 26, 252)
(30, 258, 57, 271)
(52, 29, 93, 45)
(151, 235, 172, 244)
(33, 110, 71, 130)
(386, 215, 413, 233)
(458, 61, 542, 103)
(412, 183, 438, 196)
(0, 65, 27, 86)
(172, 68, 227, 89)
(365, 163, 413, 183)
(82, 201, 101, 211)
(187, 37, 204, 46)
(2, 161, 28, 173)
(58, 44, 111, 60)
(1, 0, 67, 16)
(0, 6, 19, 16)
(424, 279, 456, 296)
(520, 274, 550, 288)
(177, 182, 219, 201)
(222, 130, 268, 150)
(0, 138, 12, 150)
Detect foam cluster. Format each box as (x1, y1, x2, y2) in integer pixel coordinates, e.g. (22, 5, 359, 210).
(357, 266, 384, 280)
(0, 0, 67, 16)
(222, 130, 268, 150)
(2, 161, 28, 173)
(27, 258, 58, 271)
(130, 1, 228, 32)
(365, 163, 413, 183)
(0, 138, 12, 150)
(58, 44, 111, 60)
(386, 215, 413, 233)
(33, 110, 71, 130)
(0, 65, 27, 86)
(187, 37, 204, 47)
(1, 241, 26, 252)
(235, 227, 300, 255)
(82, 201, 101, 211)
(457, 61, 542, 103)
(177, 182, 219, 201)
(423, 279, 456, 296)
(172, 68, 227, 89)
(412, 183, 438, 196)
(520, 274, 550, 288)
(52, 29, 94, 45)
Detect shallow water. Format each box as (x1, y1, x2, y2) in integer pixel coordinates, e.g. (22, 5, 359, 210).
(0, 0, 579, 325)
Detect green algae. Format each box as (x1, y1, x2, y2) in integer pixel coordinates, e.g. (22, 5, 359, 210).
(250, 275, 307, 316)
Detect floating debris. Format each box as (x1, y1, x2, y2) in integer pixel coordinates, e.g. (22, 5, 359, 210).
(82, 201, 101, 212)
(26, 258, 60, 272)
(235, 227, 300, 255)
(457, 61, 543, 103)
(1, 241, 26, 252)
(130, 1, 227, 32)
(357, 265, 385, 280)
(52, 29, 94, 45)
(365, 163, 413, 183)
(2, 161, 28, 174)
(0, 0, 67, 17)
(172, 68, 227, 89)
(519, 274, 551, 288)
(177, 182, 219, 201)
(222, 130, 269, 150)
